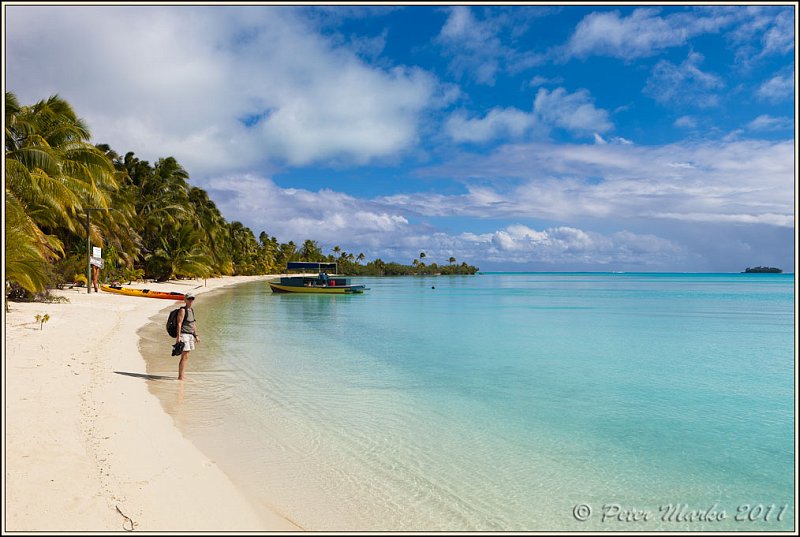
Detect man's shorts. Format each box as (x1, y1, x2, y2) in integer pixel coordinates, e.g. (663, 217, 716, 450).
(179, 333, 196, 351)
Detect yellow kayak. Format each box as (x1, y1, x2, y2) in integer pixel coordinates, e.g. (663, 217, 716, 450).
(100, 284, 186, 300)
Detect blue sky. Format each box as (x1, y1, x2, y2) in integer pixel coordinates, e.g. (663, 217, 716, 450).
(5, 3, 796, 271)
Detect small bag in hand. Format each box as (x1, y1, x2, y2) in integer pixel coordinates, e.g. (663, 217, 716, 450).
(171, 341, 185, 356)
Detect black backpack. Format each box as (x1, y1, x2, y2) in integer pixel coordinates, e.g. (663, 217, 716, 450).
(166, 306, 186, 338)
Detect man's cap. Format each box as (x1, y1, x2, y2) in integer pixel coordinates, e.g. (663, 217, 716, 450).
(185, 292, 196, 299)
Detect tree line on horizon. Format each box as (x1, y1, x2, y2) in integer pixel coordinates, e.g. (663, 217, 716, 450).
(5, 92, 478, 298)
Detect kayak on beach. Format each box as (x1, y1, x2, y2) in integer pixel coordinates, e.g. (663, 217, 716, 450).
(100, 284, 186, 300)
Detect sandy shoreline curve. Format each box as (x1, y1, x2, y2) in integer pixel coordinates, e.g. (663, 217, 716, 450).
(4, 275, 301, 532)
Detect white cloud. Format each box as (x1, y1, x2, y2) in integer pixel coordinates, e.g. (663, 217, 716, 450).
(437, 6, 503, 85)
(200, 174, 688, 268)
(216, 175, 689, 266)
(756, 72, 794, 102)
(644, 52, 724, 108)
(5, 6, 439, 172)
(566, 8, 685, 59)
(193, 137, 793, 269)
(674, 115, 698, 128)
(564, 7, 738, 60)
(256, 62, 435, 166)
(412, 139, 794, 227)
(746, 114, 792, 131)
(529, 75, 563, 87)
(649, 212, 794, 227)
(445, 86, 612, 143)
(721, 129, 745, 142)
(460, 224, 684, 265)
(760, 9, 795, 56)
(533, 87, 613, 135)
(445, 108, 536, 143)
(729, 6, 795, 63)
(201, 174, 410, 251)
(594, 133, 633, 145)
(436, 6, 544, 85)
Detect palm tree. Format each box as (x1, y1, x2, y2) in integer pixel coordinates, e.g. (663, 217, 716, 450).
(277, 241, 297, 268)
(94, 143, 141, 269)
(228, 221, 261, 275)
(5, 195, 50, 292)
(189, 186, 232, 275)
(146, 222, 214, 280)
(6, 95, 82, 245)
(300, 239, 324, 261)
(136, 157, 196, 276)
(5, 92, 121, 292)
(372, 258, 385, 276)
(449, 257, 456, 265)
(138, 157, 191, 228)
(258, 232, 279, 272)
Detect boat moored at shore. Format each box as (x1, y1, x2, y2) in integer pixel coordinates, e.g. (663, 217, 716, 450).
(269, 262, 367, 294)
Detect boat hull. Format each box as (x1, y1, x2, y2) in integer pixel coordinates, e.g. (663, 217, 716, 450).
(100, 284, 186, 300)
(269, 282, 365, 294)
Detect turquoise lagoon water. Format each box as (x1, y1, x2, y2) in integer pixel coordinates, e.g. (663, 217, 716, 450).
(141, 273, 795, 531)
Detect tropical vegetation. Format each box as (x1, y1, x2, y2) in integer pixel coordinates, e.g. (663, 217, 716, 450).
(5, 92, 477, 300)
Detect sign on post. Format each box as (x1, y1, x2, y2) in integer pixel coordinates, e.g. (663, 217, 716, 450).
(90, 246, 103, 268)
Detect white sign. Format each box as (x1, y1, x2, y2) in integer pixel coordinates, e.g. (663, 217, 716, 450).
(93, 246, 102, 258)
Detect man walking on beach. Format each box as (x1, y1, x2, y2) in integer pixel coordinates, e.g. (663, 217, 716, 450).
(175, 292, 200, 380)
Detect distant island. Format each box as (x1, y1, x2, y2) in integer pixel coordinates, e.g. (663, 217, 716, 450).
(743, 266, 783, 273)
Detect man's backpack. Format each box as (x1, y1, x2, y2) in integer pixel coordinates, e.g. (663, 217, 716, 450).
(166, 307, 185, 338)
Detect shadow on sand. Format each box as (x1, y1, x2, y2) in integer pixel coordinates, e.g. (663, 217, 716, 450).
(114, 370, 175, 381)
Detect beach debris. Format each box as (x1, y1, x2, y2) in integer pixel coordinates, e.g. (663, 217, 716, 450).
(115, 504, 136, 531)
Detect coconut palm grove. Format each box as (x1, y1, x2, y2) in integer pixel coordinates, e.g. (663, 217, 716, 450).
(5, 92, 478, 299)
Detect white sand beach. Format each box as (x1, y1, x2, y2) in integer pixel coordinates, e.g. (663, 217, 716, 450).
(3, 276, 301, 532)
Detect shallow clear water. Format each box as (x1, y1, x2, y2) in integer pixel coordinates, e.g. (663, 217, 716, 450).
(141, 273, 795, 531)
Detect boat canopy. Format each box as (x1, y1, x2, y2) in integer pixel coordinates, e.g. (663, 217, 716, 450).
(286, 261, 337, 272)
